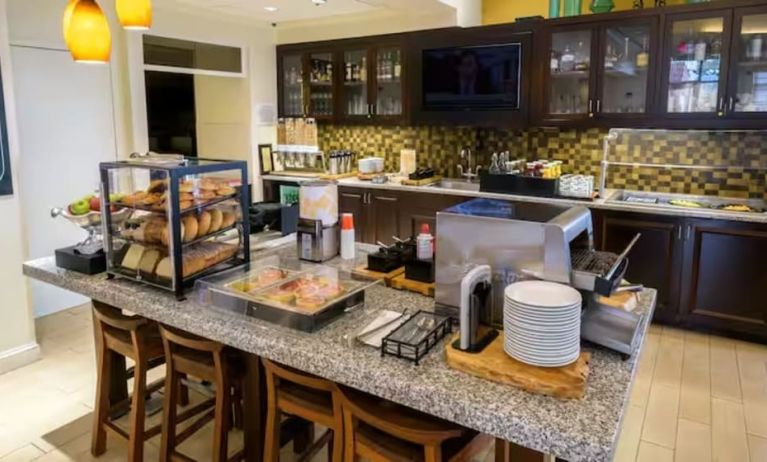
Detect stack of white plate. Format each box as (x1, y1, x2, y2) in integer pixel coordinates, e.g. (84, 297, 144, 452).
(504, 281, 582, 367)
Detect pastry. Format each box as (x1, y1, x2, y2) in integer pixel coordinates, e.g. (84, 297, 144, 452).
(197, 211, 212, 236)
(179, 192, 194, 202)
(121, 244, 146, 271)
(150, 201, 167, 212)
(181, 215, 199, 242)
(141, 193, 163, 206)
(138, 249, 162, 276)
(179, 181, 194, 193)
(160, 222, 184, 247)
(193, 190, 216, 201)
(144, 220, 167, 244)
(179, 200, 193, 210)
(221, 211, 236, 229)
(199, 178, 219, 191)
(147, 179, 167, 194)
(155, 257, 172, 279)
(295, 295, 325, 310)
(216, 184, 236, 196)
(264, 289, 295, 303)
(208, 209, 224, 233)
(120, 191, 148, 206)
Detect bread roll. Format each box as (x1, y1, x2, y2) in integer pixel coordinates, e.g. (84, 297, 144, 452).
(199, 178, 218, 191)
(179, 181, 194, 193)
(161, 222, 185, 247)
(139, 250, 161, 276)
(208, 209, 223, 233)
(197, 211, 212, 237)
(221, 211, 236, 229)
(181, 215, 199, 242)
(121, 244, 146, 271)
(216, 185, 236, 196)
(145, 220, 166, 244)
(155, 257, 172, 279)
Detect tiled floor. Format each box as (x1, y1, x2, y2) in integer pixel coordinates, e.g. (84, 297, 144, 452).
(0, 304, 765, 462)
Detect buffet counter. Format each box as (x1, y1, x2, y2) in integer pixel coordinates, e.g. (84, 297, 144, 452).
(263, 173, 767, 224)
(23, 243, 657, 462)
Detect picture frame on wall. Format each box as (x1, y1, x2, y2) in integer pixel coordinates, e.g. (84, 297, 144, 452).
(0, 59, 13, 196)
(258, 144, 274, 174)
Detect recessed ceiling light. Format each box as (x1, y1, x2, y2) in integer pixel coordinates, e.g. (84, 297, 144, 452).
(264, 6, 278, 11)
(312, 0, 326, 5)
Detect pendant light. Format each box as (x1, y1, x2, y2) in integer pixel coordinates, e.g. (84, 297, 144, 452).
(116, 0, 152, 30)
(62, 0, 77, 48)
(64, 0, 112, 63)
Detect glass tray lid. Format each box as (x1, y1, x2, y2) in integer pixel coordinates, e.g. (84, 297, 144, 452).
(195, 257, 379, 315)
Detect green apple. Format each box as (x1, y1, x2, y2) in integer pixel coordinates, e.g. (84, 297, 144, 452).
(69, 199, 91, 216)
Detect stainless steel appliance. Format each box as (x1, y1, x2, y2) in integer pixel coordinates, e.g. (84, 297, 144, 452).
(297, 218, 339, 263)
(435, 198, 643, 356)
(296, 180, 339, 263)
(455, 264, 498, 353)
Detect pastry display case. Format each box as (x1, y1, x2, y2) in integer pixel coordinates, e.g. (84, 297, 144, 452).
(196, 257, 378, 332)
(99, 157, 251, 299)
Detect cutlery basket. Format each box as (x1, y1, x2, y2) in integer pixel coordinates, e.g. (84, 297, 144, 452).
(381, 311, 453, 365)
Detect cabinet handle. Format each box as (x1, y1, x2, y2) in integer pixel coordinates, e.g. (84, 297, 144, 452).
(367, 104, 372, 119)
(677, 225, 682, 240)
(376, 196, 397, 202)
(685, 225, 691, 241)
(718, 97, 725, 117)
(588, 99, 593, 117)
(729, 96, 735, 112)
(596, 99, 601, 113)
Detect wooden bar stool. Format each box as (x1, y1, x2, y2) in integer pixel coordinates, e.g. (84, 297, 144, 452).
(91, 302, 182, 461)
(159, 325, 245, 462)
(262, 358, 344, 462)
(338, 386, 492, 462)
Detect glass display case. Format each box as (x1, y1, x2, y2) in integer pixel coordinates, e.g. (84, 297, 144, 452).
(601, 24, 652, 114)
(731, 10, 767, 113)
(100, 156, 251, 299)
(281, 53, 304, 117)
(342, 49, 370, 118)
(375, 46, 403, 117)
(308, 51, 334, 118)
(548, 29, 593, 116)
(196, 257, 378, 332)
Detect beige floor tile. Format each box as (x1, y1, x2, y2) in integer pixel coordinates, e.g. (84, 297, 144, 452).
(679, 331, 711, 425)
(0, 444, 45, 462)
(631, 331, 661, 408)
(710, 337, 742, 403)
(711, 398, 750, 462)
(641, 384, 680, 449)
(636, 441, 674, 462)
(748, 434, 767, 462)
(32, 413, 92, 454)
(662, 326, 686, 342)
(653, 332, 684, 389)
(736, 343, 767, 438)
(674, 419, 711, 462)
(614, 404, 646, 462)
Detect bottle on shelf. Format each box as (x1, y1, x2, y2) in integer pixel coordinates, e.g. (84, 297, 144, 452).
(751, 35, 763, 61)
(560, 44, 576, 72)
(394, 50, 402, 80)
(551, 50, 560, 72)
(694, 36, 707, 61)
(636, 37, 649, 68)
(604, 43, 617, 70)
(327, 62, 333, 82)
(345, 61, 352, 82)
(360, 57, 367, 82)
(574, 41, 589, 71)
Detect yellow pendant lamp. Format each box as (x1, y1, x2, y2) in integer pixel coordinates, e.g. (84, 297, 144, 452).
(64, 0, 112, 64)
(116, 0, 152, 30)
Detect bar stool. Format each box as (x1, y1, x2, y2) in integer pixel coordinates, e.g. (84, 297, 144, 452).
(159, 325, 244, 462)
(338, 386, 492, 462)
(262, 358, 344, 462)
(91, 302, 182, 461)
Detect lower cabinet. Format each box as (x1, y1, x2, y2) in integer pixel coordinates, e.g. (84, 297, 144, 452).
(599, 211, 767, 342)
(338, 187, 469, 245)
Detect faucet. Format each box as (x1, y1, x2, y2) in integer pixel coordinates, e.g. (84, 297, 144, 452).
(457, 147, 482, 181)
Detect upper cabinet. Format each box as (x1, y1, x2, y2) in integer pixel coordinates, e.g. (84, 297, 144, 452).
(278, 37, 408, 124)
(540, 17, 658, 125)
(728, 6, 767, 118)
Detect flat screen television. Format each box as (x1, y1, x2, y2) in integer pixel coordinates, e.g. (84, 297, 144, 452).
(422, 43, 521, 111)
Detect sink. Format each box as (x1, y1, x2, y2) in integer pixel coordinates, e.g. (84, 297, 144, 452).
(430, 178, 481, 192)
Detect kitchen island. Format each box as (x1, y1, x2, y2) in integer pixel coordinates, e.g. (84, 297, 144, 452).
(23, 244, 657, 462)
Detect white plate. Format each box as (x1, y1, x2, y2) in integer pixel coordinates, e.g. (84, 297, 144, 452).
(504, 338, 580, 354)
(505, 281, 582, 308)
(505, 332, 580, 348)
(505, 348, 580, 367)
(504, 298, 582, 313)
(504, 309, 582, 325)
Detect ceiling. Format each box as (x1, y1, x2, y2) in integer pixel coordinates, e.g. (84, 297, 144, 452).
(155, 0, 454, 24)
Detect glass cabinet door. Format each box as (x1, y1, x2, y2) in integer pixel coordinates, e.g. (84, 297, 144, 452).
(730, 10, 767, 114)
(341, 49, 369, 118)
(547, 30, 593, 116)
(374, 46, 403, 117)
(307, 51, 334, 117)
(600, 24, 652, 114)
(664, 15, 728, 115)
(281, 54, 304, 117)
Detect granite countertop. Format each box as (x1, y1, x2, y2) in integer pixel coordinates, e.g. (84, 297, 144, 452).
(262, 173, 767, 224)
(23, 244, 656, 462)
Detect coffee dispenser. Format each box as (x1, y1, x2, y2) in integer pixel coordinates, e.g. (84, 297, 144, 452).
(296, 180, 339, 262)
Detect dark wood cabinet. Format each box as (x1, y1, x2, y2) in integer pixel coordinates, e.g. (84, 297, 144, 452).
(276, 47, 336, 120)
(338, 187, 367, 240)
(600, 210, 767, 342)
(599, 212, 685, 324)
(368, 193, 401, 245)
(679, 219, 767, 341)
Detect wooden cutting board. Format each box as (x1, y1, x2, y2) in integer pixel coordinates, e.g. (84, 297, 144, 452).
(319, 171, 358, 180)
(389, 273, 435, 297)
(351, 265, 405, 286)
(400, 175, 442, 186)
(444, 332, 590, 399)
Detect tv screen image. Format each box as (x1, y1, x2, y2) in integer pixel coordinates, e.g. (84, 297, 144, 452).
(422, 43, 521, 110)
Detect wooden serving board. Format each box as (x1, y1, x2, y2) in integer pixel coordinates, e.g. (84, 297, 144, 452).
(351, 265, 405, 286)
(444, 333, 590, 399)
(319, 171, 358, 180)
(389, 273, 435, 297)
(400, 175, 443, 187)
(357, 172, 378, 181)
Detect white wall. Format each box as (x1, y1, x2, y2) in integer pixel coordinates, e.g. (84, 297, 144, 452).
(126, 6, 277, 200)
(0, 0, 39, 373)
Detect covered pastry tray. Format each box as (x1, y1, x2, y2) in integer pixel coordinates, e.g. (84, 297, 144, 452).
(195, 258, 380, 332)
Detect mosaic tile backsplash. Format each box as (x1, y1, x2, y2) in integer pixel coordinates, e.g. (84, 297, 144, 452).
(318, 125, 767, 200)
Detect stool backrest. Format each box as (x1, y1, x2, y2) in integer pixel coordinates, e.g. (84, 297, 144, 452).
(262, 358, 337, 393)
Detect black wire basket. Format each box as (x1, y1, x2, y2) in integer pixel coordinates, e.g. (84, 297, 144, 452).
(381, 311, 454, 365)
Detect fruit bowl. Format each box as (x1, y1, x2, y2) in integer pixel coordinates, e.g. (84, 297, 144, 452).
(50, 206, 132, 255)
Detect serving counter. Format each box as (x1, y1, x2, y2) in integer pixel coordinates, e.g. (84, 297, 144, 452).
(23, 243, 657, 462)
